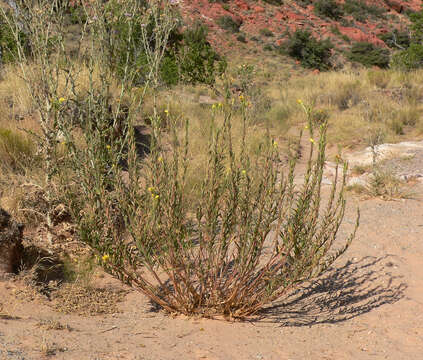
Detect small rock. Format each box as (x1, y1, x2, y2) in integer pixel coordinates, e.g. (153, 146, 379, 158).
(347, 176, 368, 188)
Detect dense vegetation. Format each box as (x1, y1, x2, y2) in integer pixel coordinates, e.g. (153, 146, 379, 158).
(0, 0, 358, 319)
(283, 29, 334, 70)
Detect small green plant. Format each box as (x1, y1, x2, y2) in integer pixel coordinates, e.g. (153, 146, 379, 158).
(347, 42, 390, 68)
(263, 43, 274, 51)
(0, 10, 31, 63)
(260, 28, 274, 37)
(391, 43, 423, 70)
(216, 15, 240, 33)
(237, 34, 247, 43)
(343, 0, 386, 22)
(283, 30, 334, 70)
(389, 6, 423, 71)
(314, 0, 344, 20)
(296, 0, 312, 8)
(379, 29, 410, 49)
(263, 0, 283, 4)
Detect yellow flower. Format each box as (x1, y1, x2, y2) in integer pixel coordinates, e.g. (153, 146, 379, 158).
(241, 170, 246, 175)
(158, 156, 163, 162)
(58, 97, 66, 104)
(218, 103, 223, 108)
(309, 138, 315, 143)
(164, 109, 169, 115)
(102, 254, 110, 262)
(239, 95, 244, 101)
(61, 141, 66, 146)
(155, 194, 159, 200)
(273, 141, 278, 148)
(148, 186, 154, 192)
(304, 125, 309, 130)
(297, 99, 303, 104)
(106, 145, 111, 150)
(212, 104, 216, 109)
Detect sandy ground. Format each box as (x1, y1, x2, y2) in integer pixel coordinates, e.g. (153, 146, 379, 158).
(1, 156, 423, 359)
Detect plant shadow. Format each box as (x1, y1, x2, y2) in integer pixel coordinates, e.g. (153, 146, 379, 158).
(258, 255, 407, 326)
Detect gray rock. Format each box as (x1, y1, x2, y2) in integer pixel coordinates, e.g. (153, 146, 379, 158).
(347, 176, 368, 188)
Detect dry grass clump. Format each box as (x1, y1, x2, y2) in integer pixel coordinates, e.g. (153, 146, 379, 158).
(36, 319, 72, 331)
(347, 169, 415, 200)
(248, 66, 423, 149)
(51, 283, 128, 316)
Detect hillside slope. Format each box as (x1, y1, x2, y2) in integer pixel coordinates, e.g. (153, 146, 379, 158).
(178, 0, 422, 54)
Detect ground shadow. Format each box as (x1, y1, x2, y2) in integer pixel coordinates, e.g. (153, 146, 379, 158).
(258, 255, 407, 326)
(133, 125, 151, 159)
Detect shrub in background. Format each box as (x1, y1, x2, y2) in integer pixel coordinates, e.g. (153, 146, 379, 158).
(314, 0, 344, 20)
(379, 29, 410, 49)
(343, 0, 386, 22)
(217, 15, 241, 33)
(260, 28, 274, 37)
(347, 42, 390, 68)
(0, 10, 30, 64)
(391, 44, 423, 70)
(283, 30, 334, 70)
(178, 24, 227, 86)
(390, 6, 423, 70)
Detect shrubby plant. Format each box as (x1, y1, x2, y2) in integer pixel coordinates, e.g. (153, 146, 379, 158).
(347, 42, 390, 68)
(178, 24, 227, 86)
(390, 6, 423, 70)
(314, 0, 344, 20)
(343, 0, 386, 22)
(283, 30, 334, 70)
(0, 9, 30, 64)
(217, 15, 241, 33)
(4, 0, 358, 319)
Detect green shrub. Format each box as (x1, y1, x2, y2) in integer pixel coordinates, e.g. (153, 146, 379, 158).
(263, 43, 274, 51)
(109, 5, 225, 86)
(296, 0, 312, 8)
(379, 30, 410, 49)
(263, 0, 283, 5)
(66, 1, 87, 25)
(410, 5, 423, 43)
(216, 15, 240, 33)
(237, 34, 247, 43)
(343, 0, 386, 22)
(260, 28, 274, 37)
(283, 30, 334, 70)
(390, 6, 423, 71)
(314, 0, 344, 20)
(347, 42, 390, 68)
(178, 24, 227, 86)
(391, 44, 423, 71)
(0, 11, 30, 64)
